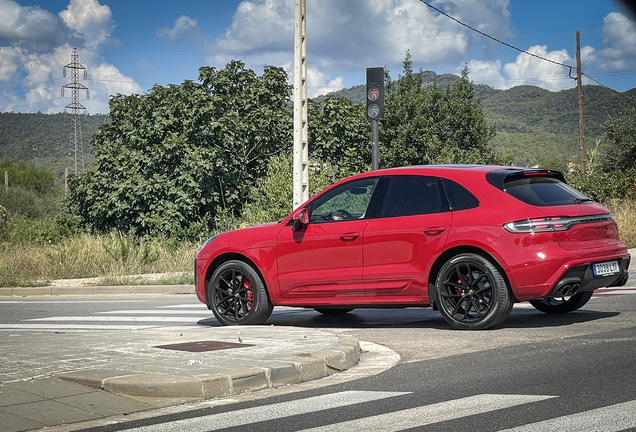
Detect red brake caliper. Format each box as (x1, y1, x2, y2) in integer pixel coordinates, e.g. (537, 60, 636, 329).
(243, 278, 253, 308)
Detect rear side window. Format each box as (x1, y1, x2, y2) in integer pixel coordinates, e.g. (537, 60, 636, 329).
(504, 176, 591, 206)
(442, 179, 480, 211)
(379, 176, 443, 218)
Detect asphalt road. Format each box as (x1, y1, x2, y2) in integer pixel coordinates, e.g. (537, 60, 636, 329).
(2, 280, 636, 431)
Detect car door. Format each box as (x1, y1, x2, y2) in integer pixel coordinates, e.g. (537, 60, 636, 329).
(276, 177, 379, 303)
(363, 175, 451, 303)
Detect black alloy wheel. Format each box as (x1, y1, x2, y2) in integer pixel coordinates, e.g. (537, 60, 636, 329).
(208, 260, 273, 326)
(529, 290, 594, 314)
(436, 253, 513, 330)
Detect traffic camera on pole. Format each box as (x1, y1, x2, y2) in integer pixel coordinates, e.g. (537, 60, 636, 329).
(366, 67, 384, 121)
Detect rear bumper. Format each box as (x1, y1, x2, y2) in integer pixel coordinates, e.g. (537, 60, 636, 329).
(543, 256, 631, 298)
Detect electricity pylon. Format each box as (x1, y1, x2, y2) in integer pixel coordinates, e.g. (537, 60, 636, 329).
(62, 48, 90, 175)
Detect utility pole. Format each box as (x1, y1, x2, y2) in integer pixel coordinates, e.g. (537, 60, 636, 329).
(576, 31, 586, 172)
(293, 0, 309, 209)
(62, 48, 90, 176)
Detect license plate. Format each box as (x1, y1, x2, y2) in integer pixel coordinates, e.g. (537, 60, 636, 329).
(593, 261, 620, 276)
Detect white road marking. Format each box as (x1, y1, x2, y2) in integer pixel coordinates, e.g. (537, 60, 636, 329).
(122, 390, 410, 432)
(297, 394, 556, 432)
(0, 324, 157, 330)
(499, 399, 636, 432)
(96, 310, 212, 315)
(0, 300, 147, 304)
(25, 316, 207, 322)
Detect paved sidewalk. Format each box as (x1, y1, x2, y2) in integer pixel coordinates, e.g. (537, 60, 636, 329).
(0, 326, 364, 432)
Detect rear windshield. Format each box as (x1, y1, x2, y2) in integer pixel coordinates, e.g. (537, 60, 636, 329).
(504, 176, 592, 206)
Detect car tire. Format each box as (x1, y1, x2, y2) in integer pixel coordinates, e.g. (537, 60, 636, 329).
(208, 260, 273, 326)
(314, 308, 354, 315)
(529, 290, 594, 314)
(435, 253, 514, 330)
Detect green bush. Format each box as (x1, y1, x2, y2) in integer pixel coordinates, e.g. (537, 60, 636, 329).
(565, 169, 636, 204)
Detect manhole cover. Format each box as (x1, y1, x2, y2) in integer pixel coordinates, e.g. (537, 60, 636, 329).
(154, 340, 254, 352)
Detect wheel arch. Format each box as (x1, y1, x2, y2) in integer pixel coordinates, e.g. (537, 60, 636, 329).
(204, 253, 268, 308)
(427, 245, 516, 309)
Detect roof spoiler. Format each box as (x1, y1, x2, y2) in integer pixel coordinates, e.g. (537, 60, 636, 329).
(485, 168, 566, 191)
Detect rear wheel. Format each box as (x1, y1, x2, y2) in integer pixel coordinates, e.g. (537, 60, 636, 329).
(208, 260, 273, 326)
(529, 291, 594, 314)
(435, 253, 513, 330)
(314, 308, 354, 316)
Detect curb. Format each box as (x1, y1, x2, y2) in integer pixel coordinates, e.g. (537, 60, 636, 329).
(57, 336, 362, 400)
(0, 284, 194, 297)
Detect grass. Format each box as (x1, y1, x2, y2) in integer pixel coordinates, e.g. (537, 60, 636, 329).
(608, 199, 636, 248)
(0, 233, 199, 288)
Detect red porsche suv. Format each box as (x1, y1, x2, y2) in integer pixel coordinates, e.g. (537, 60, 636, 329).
(195, 165, 630, 330)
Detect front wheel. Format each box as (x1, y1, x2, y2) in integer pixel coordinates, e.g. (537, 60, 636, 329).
(529, 290, 594, 314)
(435, 253, 513, 330)
(208, 260, 273, 326)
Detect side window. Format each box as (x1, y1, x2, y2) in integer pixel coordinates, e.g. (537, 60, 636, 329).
(309, 178, 378, 223)
(442, 179, 480, 211)
(379, 176, 442, 218)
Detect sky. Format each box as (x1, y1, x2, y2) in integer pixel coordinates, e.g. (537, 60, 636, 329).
(0, 0, 635, 114)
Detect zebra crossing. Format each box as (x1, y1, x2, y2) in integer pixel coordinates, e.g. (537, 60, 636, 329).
(117, 390, 636, 432)
(0, 287, 635, 330)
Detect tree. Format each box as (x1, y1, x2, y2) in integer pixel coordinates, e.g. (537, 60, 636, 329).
(380, 53, 500, 167)
(0, 156, 54, 193)
(68, 61, 292, 238)
(600, 106, 636, 173)
(308, 98, 371, 176)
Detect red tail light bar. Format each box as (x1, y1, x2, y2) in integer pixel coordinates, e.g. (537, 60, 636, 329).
(504, 214, 615, 234)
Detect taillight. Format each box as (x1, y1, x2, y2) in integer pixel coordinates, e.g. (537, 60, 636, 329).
(503, 214, 614, 234)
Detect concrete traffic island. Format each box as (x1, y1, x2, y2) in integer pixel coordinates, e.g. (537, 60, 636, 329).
(55, 327, 361, 400)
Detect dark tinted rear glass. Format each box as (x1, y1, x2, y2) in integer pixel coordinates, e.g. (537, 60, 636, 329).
(442, 179, 479, 211)
(379, 176, 442, 218)
(504, 176, 591, 206)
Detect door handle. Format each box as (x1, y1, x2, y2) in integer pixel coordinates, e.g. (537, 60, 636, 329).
(424, 226, 446, 236)
(339, 232, 360, 242)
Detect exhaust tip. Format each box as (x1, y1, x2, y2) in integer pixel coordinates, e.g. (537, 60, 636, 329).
(570, 283, 580, 295)
(561, 284, 572, 296)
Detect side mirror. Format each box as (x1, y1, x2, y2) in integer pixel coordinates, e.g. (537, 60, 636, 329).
(292, 208, 309, 231)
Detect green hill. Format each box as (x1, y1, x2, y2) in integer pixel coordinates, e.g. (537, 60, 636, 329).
(1, 70, 633, 176)
(316, 71, 634, 167)
(0, 112, 108, 180)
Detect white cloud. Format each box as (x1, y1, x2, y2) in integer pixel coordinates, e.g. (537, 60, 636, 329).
(0, 0, 140, 114)
(157, 15, 200, 44)
(209, 0, 511, 75)
(0, 0, 69, 52)
(0, 46, 19, 81)
(463, 59, 506, 88)
(306, 68, 345, 98)
(464, 46, 577, 91)
(584, 12, 636, 71)
(502, 45, 574, 91)
(59, 0, 114, 49)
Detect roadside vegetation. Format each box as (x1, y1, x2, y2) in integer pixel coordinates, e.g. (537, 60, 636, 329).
(1, 55, 635, 288)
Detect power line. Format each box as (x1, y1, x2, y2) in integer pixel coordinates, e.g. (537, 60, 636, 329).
(418, 0, 635, 105)
(417, 0, 575, 71)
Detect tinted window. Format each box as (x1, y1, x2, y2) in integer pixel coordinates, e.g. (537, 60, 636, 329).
(379, 176, 442, 218)
(442, 179, 479, 211)
(309, 178, 378, 223)
(504, 177, 591, 206)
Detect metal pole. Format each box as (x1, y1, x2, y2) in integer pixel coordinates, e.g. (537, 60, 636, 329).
(576, 30, 586, 172)
(371, 120, 379, 170)
(293, 0, 309, 209)
(4, 170, 7, 194)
